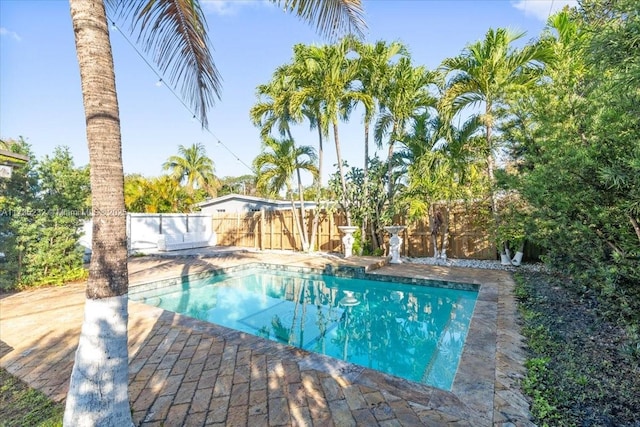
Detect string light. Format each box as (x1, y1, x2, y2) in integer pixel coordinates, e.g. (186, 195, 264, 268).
(107, 13, 253, 173)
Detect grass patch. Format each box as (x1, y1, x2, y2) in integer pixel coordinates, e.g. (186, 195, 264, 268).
(0, 368, 63, 427)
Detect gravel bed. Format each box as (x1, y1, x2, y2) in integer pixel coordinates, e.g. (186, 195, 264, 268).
(404, 256, 547, 273)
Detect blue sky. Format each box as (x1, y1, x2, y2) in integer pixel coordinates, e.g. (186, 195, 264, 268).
(0, 0, 576, 184)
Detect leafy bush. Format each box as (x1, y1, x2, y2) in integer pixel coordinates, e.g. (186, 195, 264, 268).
(503, 1, 640, 334)
(0, 141, 90, 290)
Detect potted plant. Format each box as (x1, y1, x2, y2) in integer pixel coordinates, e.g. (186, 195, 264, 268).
(496, 195, 528, 266)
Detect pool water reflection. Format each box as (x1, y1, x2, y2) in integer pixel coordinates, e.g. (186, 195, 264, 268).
(130, 266, 477, 390)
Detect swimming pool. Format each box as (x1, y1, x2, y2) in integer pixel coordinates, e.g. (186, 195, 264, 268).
(129, 264, 478, 390)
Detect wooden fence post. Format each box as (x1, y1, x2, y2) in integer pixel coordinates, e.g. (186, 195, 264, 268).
(328, 211, 333, 252)
(236, 212, 240, 245)
(260, 208, 265, 250)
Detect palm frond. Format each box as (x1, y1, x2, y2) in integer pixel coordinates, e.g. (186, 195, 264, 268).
(374, 112, 393, 149)
(110, 0, 220, 128)
(276, 0, 366, 39)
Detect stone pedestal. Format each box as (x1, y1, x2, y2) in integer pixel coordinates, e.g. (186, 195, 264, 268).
(384, 225, 406, 264)
(338, 226, 358, 258)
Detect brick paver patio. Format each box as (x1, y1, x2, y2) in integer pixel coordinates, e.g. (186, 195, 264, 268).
(0, 250, 533, 426)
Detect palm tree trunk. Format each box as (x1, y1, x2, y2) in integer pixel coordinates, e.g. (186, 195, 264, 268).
(362, 119, 370, 255)
(66, 1, 133, 425)
(430, 206, 439, 258)
(485, 104, 502, 257)
(333, 119, 352, 225)
(486, 127, 497, 213)
(441, 207, 450, 259)
(286, 129, 309, 251)
(387, 142, 395, 199)
(387, 124, 397, 204)
(485, 103, 497, 214)
(288, 280, 304, 345)
(309, 123, 324, 252)
(317, 117, 324, 190)
(289, 183, 308, 252)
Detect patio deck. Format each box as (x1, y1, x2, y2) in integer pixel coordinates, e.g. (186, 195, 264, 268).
(0, 250, 533, 426)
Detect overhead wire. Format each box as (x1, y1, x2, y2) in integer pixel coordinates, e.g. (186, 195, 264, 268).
(107, 16, 254, 173)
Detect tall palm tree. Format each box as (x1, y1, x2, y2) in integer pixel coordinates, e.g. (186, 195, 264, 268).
(375, 57, 437, 203)
(439, 27, 548, 213)
(352, 39, 408, 246)
(251, 65, 303, 141)
(163, 142, 217, 196)
(293, 39, 369, 225)
(285, 45, 331, 248)
(253, 137, 318, 251)
(251, 66, 312, 248)
(66, 0, 365, 424)
(352, 39, 408, 186)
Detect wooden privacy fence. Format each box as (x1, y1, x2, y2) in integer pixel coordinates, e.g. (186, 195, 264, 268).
(212, 205, 499, 259)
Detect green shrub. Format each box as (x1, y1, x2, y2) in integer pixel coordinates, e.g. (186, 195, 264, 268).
(0, 142, 90, 291)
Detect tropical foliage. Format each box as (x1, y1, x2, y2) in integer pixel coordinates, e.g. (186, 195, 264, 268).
(124, 174, 197, 213)
(0, 140, 90, 290)
(399, 111, 486, 258)
(438, 27, 549, 260)
(507, 2, 640, 323)
(253, 137, 318, 251)
(327, 157, 388, 254)
(218, 174, 257, 196)
(162, 142, 218, 196)
(123, 142, 218, 213)
(252, 37, 438, 247)
(374, 57, 437, 202)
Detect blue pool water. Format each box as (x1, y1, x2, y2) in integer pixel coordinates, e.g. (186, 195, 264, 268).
(130, 266, 478, 390)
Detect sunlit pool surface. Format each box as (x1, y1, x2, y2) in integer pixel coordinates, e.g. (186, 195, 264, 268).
(130, 265, 478, 390)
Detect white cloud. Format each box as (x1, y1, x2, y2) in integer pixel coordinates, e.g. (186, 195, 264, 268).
(201, 0, 271, 16)
(512, 0, 579, 22)
(0, 27, 22, 42)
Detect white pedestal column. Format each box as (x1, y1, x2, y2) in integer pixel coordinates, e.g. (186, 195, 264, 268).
(338, 226, 358, 258)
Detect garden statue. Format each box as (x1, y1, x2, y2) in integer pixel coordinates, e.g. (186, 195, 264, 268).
(384, 225, 406, 264)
